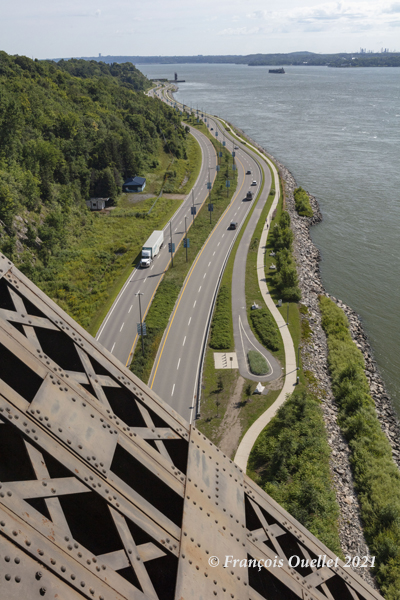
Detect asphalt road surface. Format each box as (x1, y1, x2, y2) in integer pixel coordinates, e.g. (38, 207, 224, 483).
(149, 93, 280, 422)
(96, 123, 217, 366)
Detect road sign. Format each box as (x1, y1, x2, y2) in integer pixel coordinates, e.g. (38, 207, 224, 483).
(226, 180, 231, 188)
(183, 238, 190, 248)
(191, 206, 197, 215)
(215, 131, 218, 137)
(207, 182, 212, 190)
(137, 322, 147, 336)
(232, 151, 236, 157)
(208, 203, 214, 212)
(232, 164, 237, 171)
(219, 151, 222, 157)
(223, 141, 226, 146)
(168, 242, 175, 253)
(216, 165, 220, 171)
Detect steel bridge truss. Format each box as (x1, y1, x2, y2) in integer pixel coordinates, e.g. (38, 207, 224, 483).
(0, 254, 383, 600)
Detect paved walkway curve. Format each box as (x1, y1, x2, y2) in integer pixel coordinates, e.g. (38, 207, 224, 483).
(230, 180, 282, 384)
(230, 139, 298, 471)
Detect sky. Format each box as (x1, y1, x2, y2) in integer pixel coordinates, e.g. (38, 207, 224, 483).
(1, 0, 399, 59)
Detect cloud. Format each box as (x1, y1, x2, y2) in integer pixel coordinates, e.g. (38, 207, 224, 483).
(246, 1, 400, 33)
(218, 26, 262, 36)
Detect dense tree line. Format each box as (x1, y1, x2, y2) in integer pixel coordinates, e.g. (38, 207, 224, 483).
(76, 52, 400, 68)
(0, 52, 189, 265)
(270, 211, 301, 302)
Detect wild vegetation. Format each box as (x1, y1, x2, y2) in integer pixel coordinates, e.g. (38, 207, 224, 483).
(210, 284, 233, 350)
(293, 186, 313, 217)
(320, 295, 400, 598)
(249, 388, 342, 556)
(270, 211, 301, 302)
(249, 308, 279, 351)
(0, 52, 192, 329)
(247, 350, 269, 375)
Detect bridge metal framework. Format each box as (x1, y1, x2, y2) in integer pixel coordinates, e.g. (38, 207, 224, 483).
(0, 254, 383, 600)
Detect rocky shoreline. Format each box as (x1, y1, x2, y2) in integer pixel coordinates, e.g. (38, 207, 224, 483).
(275, 157, 400, 590)
(223, 123, 400, 587)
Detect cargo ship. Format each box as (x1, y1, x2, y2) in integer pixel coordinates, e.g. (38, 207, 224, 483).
(269, 67, 285, 74)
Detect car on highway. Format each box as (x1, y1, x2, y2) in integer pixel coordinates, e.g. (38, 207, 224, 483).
(246, 170, 251, 175)
(211, 127, 214, 131)
(234, 146, 238, 150)
(228, 221, 238, 230)
(251, 180, 257, 186)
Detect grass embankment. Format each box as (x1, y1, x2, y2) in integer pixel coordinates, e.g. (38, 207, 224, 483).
(320, 296, 400, 599)
(27, 134, 202, 336)
(197, 158, 282, 447)
(294, 186, 313, 217)
(245, 183, 285, 367)
(130, 131, 238, 383)
(38, 196, 182, 334)
(248, 388, 342, 556)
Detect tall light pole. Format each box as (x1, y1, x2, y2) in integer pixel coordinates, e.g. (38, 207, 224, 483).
(169, 220, 174, 267)
(136, 291, 144, 355)
(185, 216, 188, 262)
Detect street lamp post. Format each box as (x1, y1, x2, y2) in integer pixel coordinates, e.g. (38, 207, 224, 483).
(136, 291, 144, 355)
(185, 216, 188, 262)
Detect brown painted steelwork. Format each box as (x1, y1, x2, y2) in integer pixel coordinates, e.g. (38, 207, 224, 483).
(0, 255, 383, 600)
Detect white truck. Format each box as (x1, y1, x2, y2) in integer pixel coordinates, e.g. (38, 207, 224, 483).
(140, 230, 164, 268)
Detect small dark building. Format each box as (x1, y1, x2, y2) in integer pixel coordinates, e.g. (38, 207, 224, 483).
(122, 176, 146, 193)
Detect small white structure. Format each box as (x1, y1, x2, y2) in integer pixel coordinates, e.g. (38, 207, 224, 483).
(86, 198, 107, 211)
(254, 382, 265, 394)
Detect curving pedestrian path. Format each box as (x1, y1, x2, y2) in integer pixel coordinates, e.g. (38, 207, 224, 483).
(234, 153, 298, 471)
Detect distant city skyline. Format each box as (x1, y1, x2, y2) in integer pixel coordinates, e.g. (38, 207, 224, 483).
(1, 0, 399, 60)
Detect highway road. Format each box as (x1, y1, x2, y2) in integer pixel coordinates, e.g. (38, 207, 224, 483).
(149, 88, 280, 422)
(95, 121, 217, 366)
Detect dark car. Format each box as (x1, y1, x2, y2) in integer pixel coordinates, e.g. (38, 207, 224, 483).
(211, 127, 214, 130)
(234, 146, 238, 149)
(246, 170, 251, 175)
(229, 222, 238, 230)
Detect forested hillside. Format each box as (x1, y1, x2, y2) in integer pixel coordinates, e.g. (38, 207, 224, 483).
(0, 52, 189, 280)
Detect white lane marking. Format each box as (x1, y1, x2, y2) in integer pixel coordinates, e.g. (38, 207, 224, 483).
(203, 273, 206, 279)
(213, 251, 215, 256)
(222, 233, 225, 237)
(128, 305, 133, 313)
(111, 342, 116, 353)
(217, 242, 220, 246)
(177, 358, 181, 370)
(198, 286, 202, 292)
(151, 264, 154, 270)
(144, 278, 147, 283)
(193, 301, 197, 308)
(188, 317, 191, 326)
(96, 268, 137, 340)
(120, 322, 125, 332)
(183, 336, 186, 346)
(208, 261, 211, 267)
(171, 384, 175, 396)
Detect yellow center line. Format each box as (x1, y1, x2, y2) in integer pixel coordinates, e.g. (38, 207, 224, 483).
(149, 156, 246, 389)
(125, 128, 217, 367)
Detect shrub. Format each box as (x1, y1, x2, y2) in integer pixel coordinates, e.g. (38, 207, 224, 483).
(294, 187, 313, 217)
(247, 350, 269, 375)
(250, 308, 279, 351)
(210, 284, 233, 350)
(248, 389, 342, 555)
(320, 295, 400, 595)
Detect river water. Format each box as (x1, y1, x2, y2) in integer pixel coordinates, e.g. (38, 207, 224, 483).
(138, 63, 400, 414)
